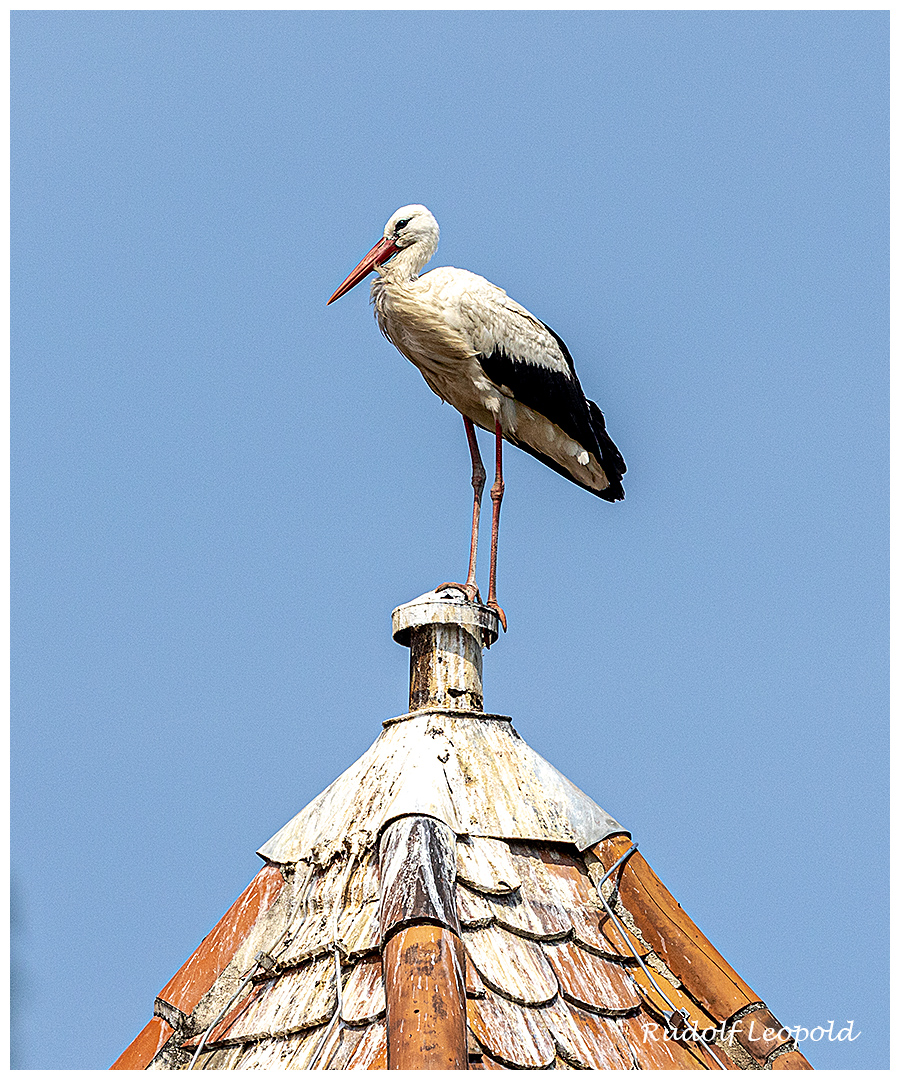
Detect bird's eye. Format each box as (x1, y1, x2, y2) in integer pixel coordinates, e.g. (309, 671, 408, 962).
(395, 218, 411, 231)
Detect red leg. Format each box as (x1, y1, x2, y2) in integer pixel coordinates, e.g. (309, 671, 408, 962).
(462, 417, 486, 601)
(437, 416, 485, 604)
(486, 417, 507, 631)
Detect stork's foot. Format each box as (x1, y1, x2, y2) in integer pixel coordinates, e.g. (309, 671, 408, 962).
(436, 581, 482, 605)
(487, 599, 508, 632)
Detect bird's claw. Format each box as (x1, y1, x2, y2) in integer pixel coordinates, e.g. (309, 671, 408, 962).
(436, 581, 482, 605)
(487, 600, 508, 632)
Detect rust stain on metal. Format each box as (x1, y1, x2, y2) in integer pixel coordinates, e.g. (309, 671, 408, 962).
(384, 924, 468, 1069)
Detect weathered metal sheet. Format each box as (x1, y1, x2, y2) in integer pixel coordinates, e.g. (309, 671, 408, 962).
(221, 958, 335, 1043)
(542, 996, 635, 1070)
(258, 711, 622, 867)
(226, 1027, 321, 1070)
(466, 989, 556, 1069)
(391, 588, 499, 649)
(543, 939, 641, 1014)
(456, 835, 521, 895)
(456, 881, 495, 929)
(494, 844, 572, 940)
(464, 924, 558, 1006)
(278, 852, 379, 967)
(341, 956, 386, 1026)
(408, 622, 486, 712)
(378, 816, 459, 937)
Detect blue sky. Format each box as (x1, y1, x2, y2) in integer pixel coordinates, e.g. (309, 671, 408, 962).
(12, 10, 887, 1070)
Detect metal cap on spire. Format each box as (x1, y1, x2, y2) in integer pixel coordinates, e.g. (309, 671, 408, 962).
(392, 586, 500, 713)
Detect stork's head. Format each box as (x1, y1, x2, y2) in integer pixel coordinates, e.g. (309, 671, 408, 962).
(327, 204, 439, 304)
(384, 204, 439, 251)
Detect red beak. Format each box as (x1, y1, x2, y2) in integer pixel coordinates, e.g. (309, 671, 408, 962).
(327, 235, 400, 305)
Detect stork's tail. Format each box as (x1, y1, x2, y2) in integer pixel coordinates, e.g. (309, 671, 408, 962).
(589, 400, 626, 502)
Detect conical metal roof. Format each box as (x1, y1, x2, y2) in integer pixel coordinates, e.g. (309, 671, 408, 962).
(112, 589, 812, 1071)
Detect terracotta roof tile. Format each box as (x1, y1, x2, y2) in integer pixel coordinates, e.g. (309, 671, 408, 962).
(457, 835, 522, 894)
(543, 998, 635, 1069)
(590, 835, 760, 1023)
(464, 924, 558, 1005)
(544, 939, 641, 1014)
(465, 955, 488, 998)
(221, 957, 335, 1043)
(157, 864, 284, 1016)
(189, 1044, 242, 1070)
(467, 988, 557, 1068)
(770, 1048, 815, 1070)
(278, 853, 379, 967)
(181, 982, 268, 1047)
(110, 1016, 174, 1070)
(618, 1009, 712, 1069)
(302, 1018, 386, 1070)
(340, 954, 385, 1026)
(628, 959, 719, 1029)
(469, 1050, 510, 1069)
(595, 908, 651, 959)
(457, 880, 497, 928)
(481, 882, 569, 940)
(499, 843, 573, 938)
(342, 1018, 388, 1069)
(121, 833, 809, 1070)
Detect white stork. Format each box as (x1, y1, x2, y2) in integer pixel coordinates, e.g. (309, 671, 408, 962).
(327, 204, 625, 629)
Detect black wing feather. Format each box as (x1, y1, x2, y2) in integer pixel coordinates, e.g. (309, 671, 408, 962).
(476, 321, 625, 501)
